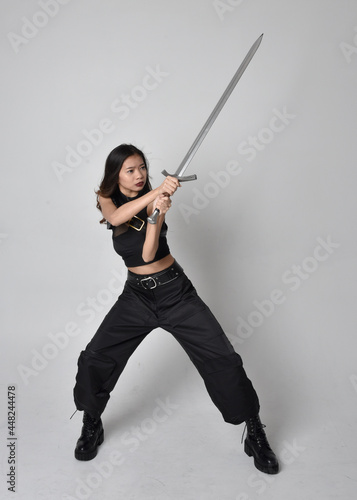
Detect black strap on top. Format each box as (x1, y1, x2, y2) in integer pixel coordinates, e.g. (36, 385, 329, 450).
(107, 188, 147, 231)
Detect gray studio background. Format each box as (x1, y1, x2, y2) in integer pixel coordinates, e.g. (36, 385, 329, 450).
(1, 1, 357, 499)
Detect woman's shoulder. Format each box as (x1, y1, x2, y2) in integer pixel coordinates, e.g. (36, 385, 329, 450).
(99, 190, 121, 208)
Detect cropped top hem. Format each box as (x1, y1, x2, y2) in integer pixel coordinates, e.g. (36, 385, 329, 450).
(106, 188, 171, 267)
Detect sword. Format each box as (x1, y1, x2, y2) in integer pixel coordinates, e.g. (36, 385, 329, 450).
(147, 34, 263, 224)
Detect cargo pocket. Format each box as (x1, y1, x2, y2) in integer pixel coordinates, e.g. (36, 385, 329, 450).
(73, 349, 118, 417)
(200, 352, 260, 425)
(203, 352, 243, 374)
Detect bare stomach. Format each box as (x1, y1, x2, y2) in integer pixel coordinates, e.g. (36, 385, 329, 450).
(128, 254, 175, 275)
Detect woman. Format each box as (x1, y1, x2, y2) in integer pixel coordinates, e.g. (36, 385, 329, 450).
(73, 144, 279, 475)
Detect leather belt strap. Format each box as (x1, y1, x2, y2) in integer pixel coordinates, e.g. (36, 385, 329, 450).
(127, 261, 184, 290)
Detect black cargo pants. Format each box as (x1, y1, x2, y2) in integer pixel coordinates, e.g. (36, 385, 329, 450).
(73, 262, 260, 424)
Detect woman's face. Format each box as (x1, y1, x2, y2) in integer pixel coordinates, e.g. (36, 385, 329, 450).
(118, 154, 147, 197)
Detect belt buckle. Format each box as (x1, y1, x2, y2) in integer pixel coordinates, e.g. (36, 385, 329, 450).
(128, 215, 145, 231)
(140, 276, 157, 290)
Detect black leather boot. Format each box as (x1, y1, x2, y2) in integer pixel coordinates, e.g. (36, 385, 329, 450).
(75, 412, 104, 461)
(244, 415, 279, 474)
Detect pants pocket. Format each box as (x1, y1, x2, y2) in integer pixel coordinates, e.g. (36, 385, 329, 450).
(73, 349, 118, 417)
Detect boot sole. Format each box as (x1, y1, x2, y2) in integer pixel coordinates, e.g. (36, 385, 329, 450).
(75, 429, 104, 461)
(244, 440, 279, 475)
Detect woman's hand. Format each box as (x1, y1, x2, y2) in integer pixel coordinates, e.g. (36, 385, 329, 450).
(153, 194, 172, 215)
(143, 195, 170, 263)
(158, 176, 181, 196)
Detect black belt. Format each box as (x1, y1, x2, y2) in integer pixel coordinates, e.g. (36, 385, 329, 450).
(127, 261, 184, 290)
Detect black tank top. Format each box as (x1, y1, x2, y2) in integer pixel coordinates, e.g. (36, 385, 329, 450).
(106, 188, 170, 267)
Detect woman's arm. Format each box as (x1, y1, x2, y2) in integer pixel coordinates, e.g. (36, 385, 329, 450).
(142, 194, 171, 263)
(99, 176, 180, 226)
(99, 189, 158, 226)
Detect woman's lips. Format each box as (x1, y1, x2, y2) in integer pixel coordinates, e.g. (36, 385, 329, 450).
(135, 182, 144, 187)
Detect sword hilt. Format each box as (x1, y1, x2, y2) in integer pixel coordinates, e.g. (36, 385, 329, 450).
(147, 170, 197, 224)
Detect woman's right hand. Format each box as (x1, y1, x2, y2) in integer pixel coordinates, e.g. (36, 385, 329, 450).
(158, 176, 181, 196)
(153, 194, 172, 215)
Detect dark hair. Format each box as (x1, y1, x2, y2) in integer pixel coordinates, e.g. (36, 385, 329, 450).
(95, 144, 152, 223)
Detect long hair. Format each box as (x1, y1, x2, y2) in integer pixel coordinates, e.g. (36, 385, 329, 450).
(95, 144, 152, 223)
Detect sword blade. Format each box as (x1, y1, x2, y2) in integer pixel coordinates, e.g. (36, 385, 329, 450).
(174, 34, 263, 178)
(148, 34, 263, 224)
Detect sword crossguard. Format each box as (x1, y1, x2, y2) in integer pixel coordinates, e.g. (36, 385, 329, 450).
(161, 170, 197, 182)
(147, 170, 197, 224)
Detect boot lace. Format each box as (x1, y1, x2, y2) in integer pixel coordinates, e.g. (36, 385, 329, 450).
(241, 417, 268, 446)
(82, 413, 98, 435)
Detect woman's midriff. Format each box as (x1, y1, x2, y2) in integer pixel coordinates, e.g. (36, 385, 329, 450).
(127, 254, 175, 275)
